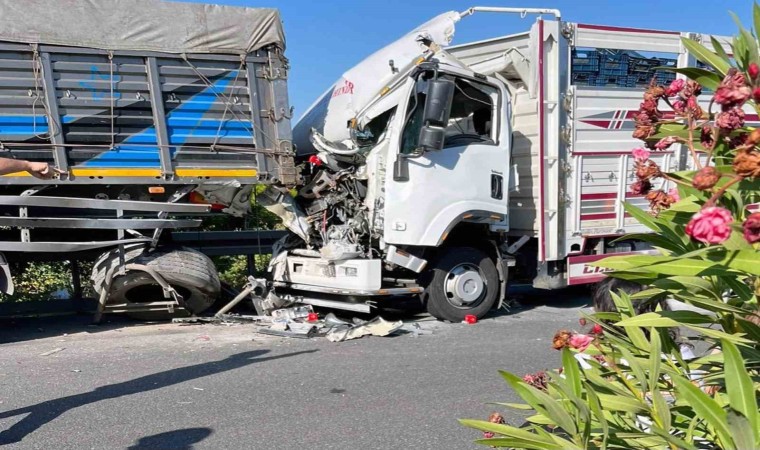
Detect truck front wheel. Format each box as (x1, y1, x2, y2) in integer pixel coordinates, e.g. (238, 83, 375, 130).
(422, 246, 499, 322)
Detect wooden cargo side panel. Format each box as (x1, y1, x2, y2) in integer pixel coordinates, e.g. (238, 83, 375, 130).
(509, 87, 540, 235)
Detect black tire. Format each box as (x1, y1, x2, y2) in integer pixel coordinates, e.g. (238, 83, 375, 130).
(92, 245, 220, 320)
(422, 246, 499, 322)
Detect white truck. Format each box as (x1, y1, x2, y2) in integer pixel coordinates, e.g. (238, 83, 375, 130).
(257, 7, 731, 321)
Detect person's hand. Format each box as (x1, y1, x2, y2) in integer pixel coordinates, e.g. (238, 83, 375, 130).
(25, 161, 59, 180)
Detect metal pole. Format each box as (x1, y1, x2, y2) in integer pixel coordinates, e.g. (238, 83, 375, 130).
(70, 260, 83, 312)
(460, 6, 562, 20)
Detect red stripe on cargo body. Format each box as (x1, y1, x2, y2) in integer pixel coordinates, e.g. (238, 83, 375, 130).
(572, 150, 674, 156)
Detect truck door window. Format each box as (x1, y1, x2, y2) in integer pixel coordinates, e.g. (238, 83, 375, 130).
(400, 76, 498, 154)
(444, 78, 497, 147)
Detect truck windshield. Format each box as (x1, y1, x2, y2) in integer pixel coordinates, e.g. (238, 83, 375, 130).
(355, 107, 396, 148)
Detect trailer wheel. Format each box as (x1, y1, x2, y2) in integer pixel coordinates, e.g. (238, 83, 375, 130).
(422, 246, 499, 322)
(92, 245, 220, 320)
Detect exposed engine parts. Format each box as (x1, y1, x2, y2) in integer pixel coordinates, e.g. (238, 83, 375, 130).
(298, 155, 371, 260)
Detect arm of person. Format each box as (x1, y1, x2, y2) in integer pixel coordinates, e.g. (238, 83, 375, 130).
(0, 158, 57, 179)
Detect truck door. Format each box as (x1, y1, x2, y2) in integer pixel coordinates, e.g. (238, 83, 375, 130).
(383, 74, 510, 247)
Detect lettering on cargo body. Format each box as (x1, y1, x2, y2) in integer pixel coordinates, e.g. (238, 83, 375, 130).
(582, 264, 613, 275)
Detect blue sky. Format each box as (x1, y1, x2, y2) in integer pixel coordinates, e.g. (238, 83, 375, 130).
(184, 0, 754, 117)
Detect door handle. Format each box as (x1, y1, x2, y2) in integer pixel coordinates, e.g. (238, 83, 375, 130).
(491, 174, 503, 200)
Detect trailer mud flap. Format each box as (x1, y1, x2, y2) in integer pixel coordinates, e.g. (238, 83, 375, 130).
(0, 252, 14, 295)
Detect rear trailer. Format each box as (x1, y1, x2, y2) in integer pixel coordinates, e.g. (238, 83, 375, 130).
(0, 0, 295, 317)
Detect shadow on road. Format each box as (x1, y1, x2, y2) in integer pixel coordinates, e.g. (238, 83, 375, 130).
(0, 314, 168, 345)
(128, 427, 213, 449)
(0, 349, 317, 445)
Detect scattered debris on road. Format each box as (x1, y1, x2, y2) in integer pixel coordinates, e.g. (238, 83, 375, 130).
(39, 347, 65, 356)
(325, 317, 404, 342)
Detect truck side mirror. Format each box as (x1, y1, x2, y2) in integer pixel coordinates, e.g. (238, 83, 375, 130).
(418, 78, 454, 152)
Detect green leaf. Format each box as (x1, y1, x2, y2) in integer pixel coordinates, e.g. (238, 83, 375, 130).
(731, 11, 759, 69)
(670, 292, 745, 315)
(459, 419, 567, 449)
(615, 311, 716, 327)
(736, 316, 760, 343)
(651, 389, 672, 433)
(727, 410, 757, 450)
(618, 346, 648, 393)
(525, 413, 555, 425)
(682, 324, 752, 344)
(681, 37, 731, 75)
(584, 383, 608, 450)
(651, 275, 715, 292)
(733, 33, 750, 71)
(561, 348, 582, 399)
(594, 254, 734, 277)
(613, 233, 681, 253)
(721, 339, 759, 439)
(488, 402, 534, 410)
(473, 437, 575, 449)
(622, 202, 688, 251)
(664, 67, 723, 90)
(499, 371, 578, 436)
(707, 250, 760, 275)
(609, 292, 651, 350)
(649, 424, 698, 450)
(584, 369, 630, 397)
(597, 393, 647, 413)
(673, 376, 734, 448)
(649, 330, 662, 390)
(711, 36, 732, 63)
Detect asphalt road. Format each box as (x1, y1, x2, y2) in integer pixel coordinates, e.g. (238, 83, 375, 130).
(0, 288, 589, 449)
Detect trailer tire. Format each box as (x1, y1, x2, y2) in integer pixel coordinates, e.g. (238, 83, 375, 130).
(422, 246, 499, 322)
(92, 245, 220, 320)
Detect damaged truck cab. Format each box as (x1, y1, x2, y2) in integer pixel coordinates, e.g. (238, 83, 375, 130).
(263, 10, 537, 321)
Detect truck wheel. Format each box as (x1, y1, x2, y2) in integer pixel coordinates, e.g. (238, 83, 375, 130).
(422, 246, 499, 322)
(92, 245, 220, 320)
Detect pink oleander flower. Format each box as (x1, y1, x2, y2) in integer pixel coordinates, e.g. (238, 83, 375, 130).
(665, 79, 685, 97)
(591, 324, 603, 335)
(686, 96, 703, 118)
(568, 333, 594, 352)
(522, 371, 548, 391)
(668, 187, 680, 202)
(672, 99, 685, 114)
(750, 63, 760, 81)
(716, 108, 745, 132)
(630, 180, 652, 195)
(632, 147, 651, 162)
(655, 136, 677, 150)
(714, 68, 751, 108)
(685, 206, 733, 244)
(753, 87, 760, 104)
(701, 125, 715, 150)
(743, 212, 760, 244)
(692, 166, 722, 191)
